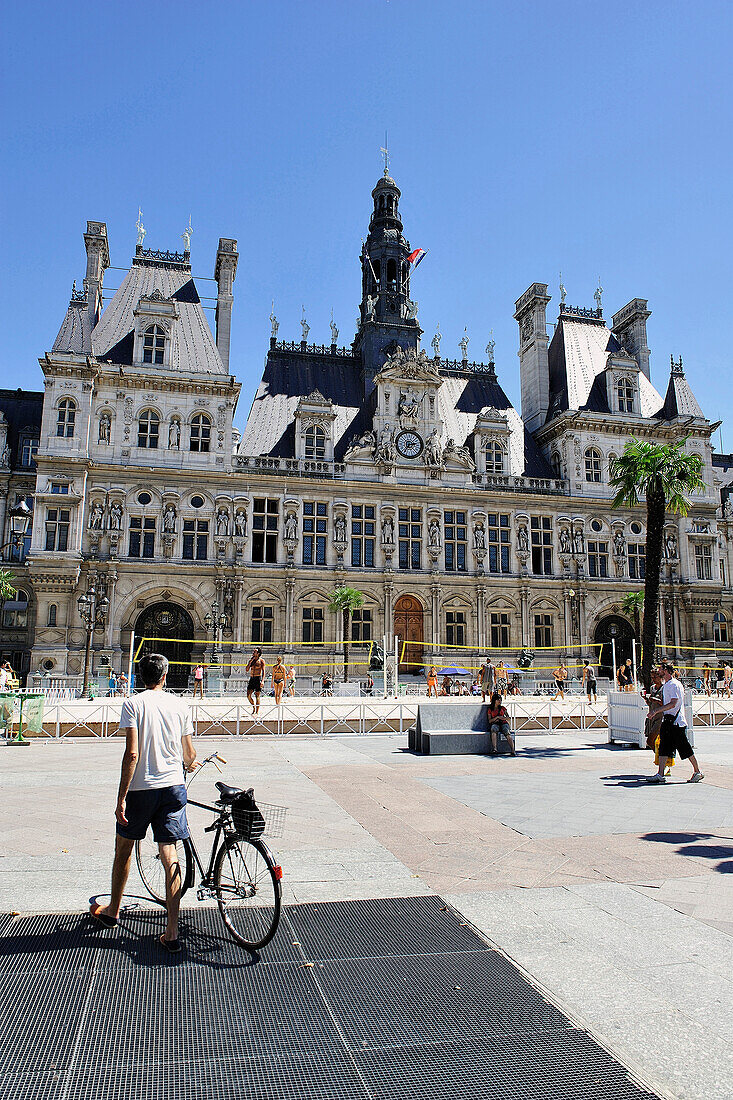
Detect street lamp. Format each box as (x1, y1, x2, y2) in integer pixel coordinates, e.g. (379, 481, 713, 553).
(77, 585, 109, 697)
(1, 500, 32, 557)
(609, 622, 618, 689)
(205, 601, 228, 663)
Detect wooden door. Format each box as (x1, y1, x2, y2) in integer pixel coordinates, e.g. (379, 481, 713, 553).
(394, 595, 424, 674)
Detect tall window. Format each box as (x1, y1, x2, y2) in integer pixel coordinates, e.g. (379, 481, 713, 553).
(129, 517, 156, 558)
(138, 409, 160, 449)
(2, 589, 28, 629)
(444, 511, 467, 572)
(399, 507, 422, 570)
(56, 399, 76, 438)
(587, 540, 609, 578)
(695, 543, 712, 579)
(487, 513, 510, 574)
(721, 558, 727, 587)
(304, 425, 326, 459)
(534, 613, 552, 648)
(351, 609, 373, 642)
(617, 377, 635, 414)
(183, 519, 208, 560)
(302, 607, 324, 643)
(190, 413, 211, 453)
(628, 542, 646, 579)
(303, 502, 327, 565)
(585, 448, 602, 483)
(446, 610, 466, 646)
(485, 441, 504, 475)
(20, 436, 39, 466)
(490, 611, 510, 648)
(47, 604, 57, 627)
(251, 605, 273, 644)
(531, 516, 553, 575)
(351, 505, 376, 567)
(252, 498, 279, 563)
(45, 507, 70, 551)
(714, 612, 728, 643)
(143, 325, 165, 364)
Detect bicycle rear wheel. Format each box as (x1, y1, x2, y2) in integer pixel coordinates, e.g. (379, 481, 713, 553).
(214, 837, 282, 949)
(135, 834, 193, 905)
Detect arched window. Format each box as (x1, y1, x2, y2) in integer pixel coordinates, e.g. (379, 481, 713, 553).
(373, 259, 381, 287)
(386, 195, 393, 215)
(485, 441, 504, 475)
(585, 447, 602, 483)
(617, 377, 635, 414)
(387, 259, 397, 289)
(190, 413, 212, 453)
(2, 588, 28, 629)
(551, 451, 562, 479)
(47, 603, 57, 627)
(714, 611, 728, 643)
(304, 424, 326, 459)
(143, 325, 165, 365)
(378, 195, 385, 213)
(56, 399, 76, 438)
(137, 409, 160, 449)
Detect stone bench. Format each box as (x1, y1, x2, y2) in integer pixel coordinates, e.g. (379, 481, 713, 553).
(409, 702, 513, 755)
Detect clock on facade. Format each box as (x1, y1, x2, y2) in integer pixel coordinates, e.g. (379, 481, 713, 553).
(396, 430, 423, 458)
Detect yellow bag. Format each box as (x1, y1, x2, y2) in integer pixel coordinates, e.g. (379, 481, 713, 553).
(654, 734, 675, 770)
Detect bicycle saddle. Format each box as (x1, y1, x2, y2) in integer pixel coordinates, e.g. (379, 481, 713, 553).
(215, 781, 244, 803)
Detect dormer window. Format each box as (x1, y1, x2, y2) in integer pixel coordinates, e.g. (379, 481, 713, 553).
(304, 425, 326, 459)
(143, 325, 165, 365)
(56, 398, 76, 438)
(190, 413, 212, 453)
(617, 377, 635, 414)
(585, 448, 602, 483)
(485, 441, 504, 475)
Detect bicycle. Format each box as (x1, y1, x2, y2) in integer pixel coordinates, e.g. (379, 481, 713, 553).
(135, 751, 286, 949)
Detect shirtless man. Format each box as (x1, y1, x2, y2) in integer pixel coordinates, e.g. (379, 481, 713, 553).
(245, 647, 266, 715)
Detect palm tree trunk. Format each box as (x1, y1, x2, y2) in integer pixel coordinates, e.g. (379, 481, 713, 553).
(343, 608, 350, 682)
(641, 479, 665, 689)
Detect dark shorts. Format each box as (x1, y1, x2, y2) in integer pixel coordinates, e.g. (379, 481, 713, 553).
(247, 676, 262, 693)
(116, 784, 189, 842)
(658, 717, 694, 761)
(586, 679, 597, 694)
(555, 680, 565, 690)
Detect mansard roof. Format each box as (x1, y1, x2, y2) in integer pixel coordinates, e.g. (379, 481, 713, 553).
(547, 308, 664, 420)
(0, 388, 43, 467)
(657, 359, 705, 421)
(52, 290, 94, 355)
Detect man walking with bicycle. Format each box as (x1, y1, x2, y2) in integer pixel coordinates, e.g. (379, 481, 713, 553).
(90, 653, 198, 953)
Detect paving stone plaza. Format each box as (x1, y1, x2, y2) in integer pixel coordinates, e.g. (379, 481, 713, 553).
(2, 727, 731, 1100)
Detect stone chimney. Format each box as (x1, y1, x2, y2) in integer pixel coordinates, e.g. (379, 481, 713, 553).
(514, 283, 551, 433)
(214, 238, 238, 372)
(612, 298, 651, 380)
(83, 221, 110, 330)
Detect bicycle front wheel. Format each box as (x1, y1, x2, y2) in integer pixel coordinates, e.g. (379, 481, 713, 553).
(214, 837, 282, 949)
(135, 834, 193, 905)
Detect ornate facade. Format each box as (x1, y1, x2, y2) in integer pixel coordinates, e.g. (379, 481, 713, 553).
(3, 172, 731, 687)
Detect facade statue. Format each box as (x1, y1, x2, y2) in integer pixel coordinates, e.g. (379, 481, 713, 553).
(109, 501, 123, 531)
(428, 518, 441, 549)
(216, 508, 230, 537)
(270, 303, 279, 339)
(234, 510, 247, 537)
(382, 516, 395, 544)
(559, 527, 571, 554)
(98, 413, 111, 443)
(516, 524, 529, 553)
(300, 307, 310, 342)
(573, 527, 585, 556)
(330, 314, 339, 344)
(424, 428, 443, 466)
(443, 439, 476, 471)
(473, 523, 485, 550)
(89, 501, 104, 530)
(0, 444, 10, 467)
(459, 328, 469, 361)
(404, 299, 419, 320)
(163, 504, 177, 533)
(613, 530, 626, 556)
(168, 419, 180, 449)
(375, 426, 395, 464)
(284, 512, 298, 540)
(136, 208, 146, 247)
(431, 324, 442, 359)
(398, 392, 420, 427)
(665, 532, 678, 560)
(559, 273, 567, 304)
(365, 295, 376, 322)
(181, 217, 193, 252)
(594, 279, 603, 311)
(485, 336, 495, 363)
(334, 515, 347, 543)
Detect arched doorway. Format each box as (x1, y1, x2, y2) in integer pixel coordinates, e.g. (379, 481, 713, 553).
(394, 595, 424, 675)
(134, 603, 195, 690)
(594, 614, 635, 680)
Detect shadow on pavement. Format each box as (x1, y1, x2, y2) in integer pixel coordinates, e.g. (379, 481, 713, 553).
(641, 830, 733, 874)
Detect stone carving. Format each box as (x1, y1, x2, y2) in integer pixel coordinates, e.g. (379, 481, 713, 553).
(459, 328, 469, 361)
(136, 208, 146, 247)
(98, 413, 111, 443)
(167, 418, 180, 449)
(344, 430, 376, 461)
(473, 523, 486, 550)
(334, 515, 347, 543)
(330, 311, 338, 344)
(559, 273, 567, 304)
(163, 504, 177, 533)
(181, 217, 193, 252)
(382, 516, 395, 545)
(216, 508, 230, 537)
(724, 497, 733, 519)
(485, 334, 495, 363)
(559, 527, 571, 555)
(365, 294, 377, 322)
(234, 509, 247, 537)
(424, 428, 443, 467)
(109, 501, 123, 531)
(573, 526, 585, 556)
(300, 307, 310, 342)
(284, 512, 298, 540)
(404, 299, 419, 320)
(613, 530, 626, 556)
(664, 532, 678, 560)
(0, 444, 9, 467)
(398, 392, 421, 427)
(517, 523, 529, 553)
(270, 302, 279, 338)
(614, 556, 625, 577)
(431, 324, 442, 359)
(443, 438, 476, 472)
(89, 501, 105, 530)
(594, 278, 603, 311)
(428, 518, 441, 550)
(375, 426, 396, 465)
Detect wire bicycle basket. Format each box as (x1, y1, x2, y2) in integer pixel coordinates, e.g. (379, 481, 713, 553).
(231, 791, 287, 841)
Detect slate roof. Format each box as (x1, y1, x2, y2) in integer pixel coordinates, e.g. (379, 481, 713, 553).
(52, 298, 94, 355)
(0, 389, 44, 469)
(239, 349, 554, 478)
(547, 313, 664, 419)
(657, 365, 705, 420)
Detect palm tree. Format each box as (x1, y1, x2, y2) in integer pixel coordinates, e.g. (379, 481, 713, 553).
(327, 585, 365, 683)
(621, 591, 644, 644)
(611, 439, 704, 688)
(0, 569, 16, 605)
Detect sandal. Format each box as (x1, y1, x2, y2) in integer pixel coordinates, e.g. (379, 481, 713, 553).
(159, 934, 182, 954)
(89, 903, 118, 929)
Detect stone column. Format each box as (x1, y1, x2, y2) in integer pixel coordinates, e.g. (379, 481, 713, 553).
(520, 585, 530, 648)
(234, 577, 244, 646)
(578, 587, 588, 650)
(476, 585, 486, 649)
(284, 571, 295, 647)
(383, 574, 394, 640)
(431, 583, 441, 651)
(104, 569, 118, 649)
(562, 588, 572, 655)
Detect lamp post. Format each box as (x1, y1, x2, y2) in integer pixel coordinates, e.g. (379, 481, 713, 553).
(204, 601, 228, 664)
(77, 585, 109, 697)
(609, 622, 618, 690)
(0, 500, 32, 557)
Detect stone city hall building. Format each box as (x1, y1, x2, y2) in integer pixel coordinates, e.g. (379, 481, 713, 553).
(1, 170, 731, 688)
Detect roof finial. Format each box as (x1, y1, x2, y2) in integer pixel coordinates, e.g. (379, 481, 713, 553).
(380, 131, 390, 177)
(136, 208, 146, 247)
(431, 323, 442, 359)
(559, 272, 567, 304)
(300, 305, 310, 342)
(594, 276, 603, 312)
(485, 329, 495, 364)
(671, 353, 684, 375)
(330, 308, 339, 345)
(459, 326, 470, 362)
(181, 215, 193, 253)
(269, 301, 279, 339)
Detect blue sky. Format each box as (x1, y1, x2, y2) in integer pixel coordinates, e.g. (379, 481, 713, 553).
(4, 0, 732, 445)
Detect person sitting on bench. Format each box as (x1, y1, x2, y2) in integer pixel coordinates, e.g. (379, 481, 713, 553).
(486, 692, 516, 756)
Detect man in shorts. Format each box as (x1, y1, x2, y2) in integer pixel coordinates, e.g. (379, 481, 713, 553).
(89, 653, 198, 952)
(246, 647, 266, 714)
(581, 660, 597, 703)
(646, 660, 704, 784)
(478, 658, 494, 702)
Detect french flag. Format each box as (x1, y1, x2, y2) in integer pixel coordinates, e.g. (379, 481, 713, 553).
(407, 248, 428, 268)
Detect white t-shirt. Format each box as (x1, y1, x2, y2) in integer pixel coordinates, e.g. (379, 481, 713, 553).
(662, 677, 685, 726)
(0, 668, 9, 691)
(119, 690, 194, 791)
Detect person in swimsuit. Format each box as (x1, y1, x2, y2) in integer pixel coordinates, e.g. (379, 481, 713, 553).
(552, 663, 567, 701)
(582, 660, 597, 703)
(288, 665, 297, 697)
(426, 666, 438, 697)
(271, 656, 286, 706)
(495, 661, 508, 696)
(246, 648, 266, 715)
(193, 663, 205, 699)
